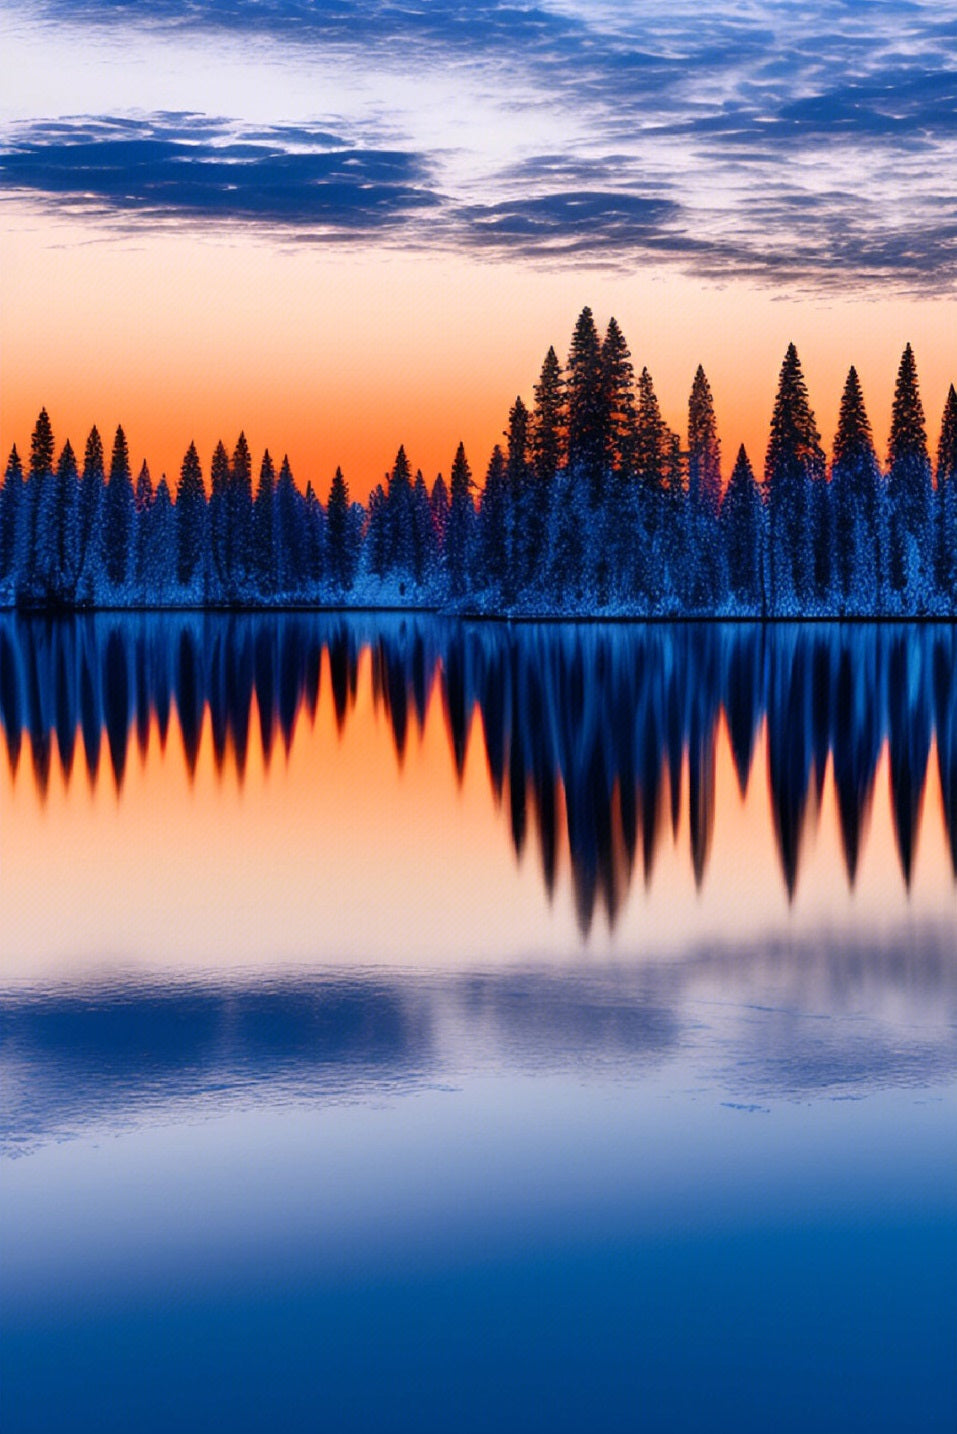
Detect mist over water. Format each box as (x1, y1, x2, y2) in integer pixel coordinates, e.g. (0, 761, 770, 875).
(2, 615, 955, 1433)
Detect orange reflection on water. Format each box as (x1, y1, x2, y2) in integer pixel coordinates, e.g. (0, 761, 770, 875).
(2, 616, 955, 990)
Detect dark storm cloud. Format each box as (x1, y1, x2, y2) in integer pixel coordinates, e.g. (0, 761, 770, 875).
(0, 114, 440, 231)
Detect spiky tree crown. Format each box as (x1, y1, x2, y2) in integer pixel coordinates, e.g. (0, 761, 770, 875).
(109, 425, 131, 486)
(938, 386, 957, 489)
(766, 344, 824, 485)
(888, 344, 928, 468)
(83, 427, 104, 481)
(30, 409, 55, 480)
(832, 367, 875, 467)
(178, 442, 203, 500)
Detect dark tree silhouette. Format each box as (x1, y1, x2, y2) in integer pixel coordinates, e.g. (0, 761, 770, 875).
(531, 345, 565, 488)
(0, 445, 23, 595)
(831, 367, 882, 613)
(253, 449, 276, 594)
(886, 344, 933, 610)
(102, 425, 135, 590)
(447, 442, 474, 596)
(327, 465, 354, 591)
(566, 307, 605, 503)
(937, 385, 957, 602)
(601, 317, 636, 479)
(765, 344, 825, 614)
(721, 445, 764, 611)
(688, 366, 721, 517)
(176, 442, 207, 593)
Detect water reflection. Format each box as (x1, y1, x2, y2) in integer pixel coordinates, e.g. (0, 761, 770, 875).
(4, 921, 955, 1153)
(3, 615, 957, 923)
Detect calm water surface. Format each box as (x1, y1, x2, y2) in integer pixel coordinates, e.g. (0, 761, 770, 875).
(2, 616, 956, 1432)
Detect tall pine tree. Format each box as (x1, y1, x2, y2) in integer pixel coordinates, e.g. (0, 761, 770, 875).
(601, 317, 637, 479)
(176, 441, 207, 593)
(101, 424, 135, 591)
(886, 343, 933, 609)
(566, 308, 605, 504)
(830, 367, 882, 612)
(765, 344, 824, 613)
(936, 384, 957, 601)
(447, 442, 474, 596)
(688, 366, 721, 516)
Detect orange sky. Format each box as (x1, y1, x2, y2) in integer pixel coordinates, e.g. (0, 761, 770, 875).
(2, 201, 954, 502)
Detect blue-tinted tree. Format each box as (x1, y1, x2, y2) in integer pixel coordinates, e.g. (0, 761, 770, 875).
(76, 427, 104, 595)
(253, 449, 276, 596)
(601, 317, 636, 479)
(176, 442, 208, 595)
(937, 385, 957, 603)
(101, 424, 135, 592)
(566, 307, 605, 505)
(886, 345, 933, 611)
(830, 367, 882, 614)
(721, 445, 765, 612)
(765, 344, 824, 614)
(0, 445, 24, 599)
(479, 444, 508, 593)
(447, 442, 474, 597)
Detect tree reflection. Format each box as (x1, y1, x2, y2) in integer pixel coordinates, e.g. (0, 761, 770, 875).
(3, 615, 956, 926)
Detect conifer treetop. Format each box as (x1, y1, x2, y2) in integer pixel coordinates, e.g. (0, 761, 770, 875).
(888, 343, 928, 468)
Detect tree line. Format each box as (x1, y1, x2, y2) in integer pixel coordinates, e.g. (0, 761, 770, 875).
(2, 307, 955, 615)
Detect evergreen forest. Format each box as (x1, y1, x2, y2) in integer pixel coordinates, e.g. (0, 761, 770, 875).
(3, 309, 956, 617)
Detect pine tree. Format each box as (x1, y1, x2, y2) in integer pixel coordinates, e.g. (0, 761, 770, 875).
(327, 465, 353, 590)
(431, 474, 450, 554)
(52, 440, 80, 602)
(0, 445, 24, 594)
(176, 441, 207, 593)
(830, 367, 882, 613)
(77, 426, 104, 587)
(209, 439, 231, 594)
(765, 344, 824, 613)
(447, 442, 474, 596)
(30, 408, 54, 483)
(721, 444, 765, 611)
(23, 408, 56, 601)
(366, 483, 389, 579)
(411, 469, 434, 587)
(936, 384, 957, 601)
(886, 343, 933, 609)
(142, 475, 174, 601)
(688, 366, 721, 516)
(230, 432, 254, 592)
(506, 396, 535, 593)
(531, 346, 565, 487)
(387, 445, 415, 578)
(634, 368, 668, 490)
(302, 479, 325, 595)
(601, 317, 637, 478)
(253, 449, 276, 596)
(479, 445, 508, 591)
(566, 307, 605, 503)
(135, 460, 154, 513)
(101, 425, 135, 591)
(275, 454, 301, 596)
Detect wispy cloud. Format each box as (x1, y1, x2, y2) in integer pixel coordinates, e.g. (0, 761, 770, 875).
(1, 114, 440, 232)
(4, 1, 955, 287)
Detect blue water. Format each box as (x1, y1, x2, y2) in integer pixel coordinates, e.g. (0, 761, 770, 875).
(2, 618, 956, 1432)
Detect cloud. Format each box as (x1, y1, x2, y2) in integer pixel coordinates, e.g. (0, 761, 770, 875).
(4, 2, 956, 287)
(0, 114, 440, 233)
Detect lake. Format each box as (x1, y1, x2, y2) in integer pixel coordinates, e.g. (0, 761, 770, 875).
(2, 615, 955, 1432)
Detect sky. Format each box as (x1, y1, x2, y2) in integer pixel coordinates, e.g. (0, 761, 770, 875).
(1, 0, 955, 497)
